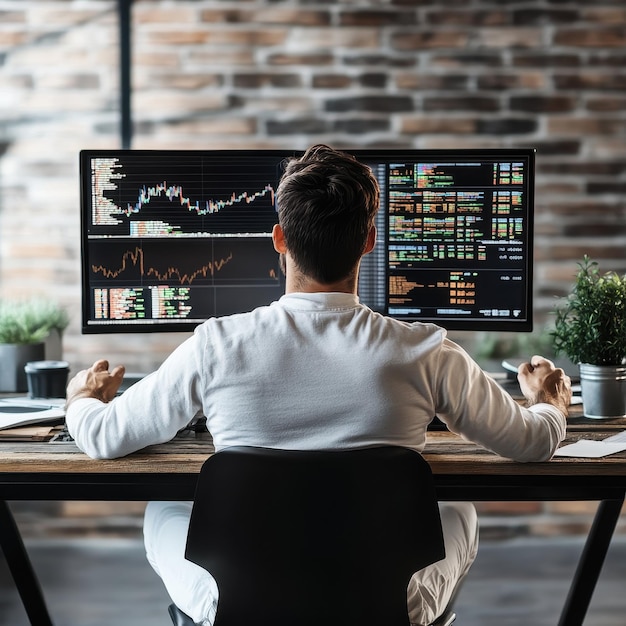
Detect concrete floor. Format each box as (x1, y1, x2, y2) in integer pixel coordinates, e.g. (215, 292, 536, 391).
(1, 536, 625, 625)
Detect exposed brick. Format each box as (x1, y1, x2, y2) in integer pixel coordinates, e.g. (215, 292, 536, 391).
(233, 73, 302, 88)
(548, 117, 625, 136)
(423, 96, 500, 112)
(288, 28, 380, 49)
(325, 95, 414, 113)
(266, 118, 329, 135)
(134, 6, 196, 23)
(136, 73, 223, 90)
(161, 117, 257, 136)
(554, 73, 626, 91)
(564, 223, 626, 238)
(429, 52, 503, 67)
(582, 8, 626, 25)
(510, 95, 576, 113)
(187, 49, 255, 66)
(533, 140, 582, 155)
(400, 117, 476, 134)
(198, 9, 249, 24)
(477, 73, 546, 90)
(247, 9, 332, 27)
(204, 29, 288, 47)
(587, 181, 626, 195)
(476, 118, 538, 134)
(391, 31, 469, 50)
(200, 6, 330, 26)
(588, 52, 626, 67)
(132, 91, 229, 116)
(395, 74, 468, 90)
(268, 53, 334, 66)
(358, 73, 388, 88)
(426, 10, 509, 26)
(539, 243, 626, 262)
(541, 162, 626, 177)
(475, 28, 542, 48)
(342, 54, 416, 67)
(513, 8, 580, 25)
(587, 96, 626, 112)
(339, 10, 417, 27)
(135, 52, 183, 68)
(554, 27, 626, 47)
(333, 118, 391, 134)
(512, 53, 581, 67)
(143, 30, 211, 46)
(312, 74, 352, 89)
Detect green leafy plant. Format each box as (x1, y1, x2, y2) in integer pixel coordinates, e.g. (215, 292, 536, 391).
(0, 298, 69, 344)
(552, 256, 626, 366)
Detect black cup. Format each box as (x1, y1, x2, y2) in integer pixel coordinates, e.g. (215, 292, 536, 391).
(24, 360, 70, 399)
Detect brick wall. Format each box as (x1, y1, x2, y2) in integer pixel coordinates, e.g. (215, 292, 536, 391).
(1, 0, 624, 371)
(1, 0, 625, 535)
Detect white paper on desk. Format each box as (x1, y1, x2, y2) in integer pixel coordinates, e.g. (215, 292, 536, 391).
(0, 407, 65, 430)
(553, 439, 626, 458)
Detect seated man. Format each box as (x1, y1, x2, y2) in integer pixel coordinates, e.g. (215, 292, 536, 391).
(66, 144, 571, 626)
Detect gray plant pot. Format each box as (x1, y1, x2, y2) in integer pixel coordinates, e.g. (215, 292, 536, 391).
(579, 363, 626, 420)
(0, 343, 46, 392)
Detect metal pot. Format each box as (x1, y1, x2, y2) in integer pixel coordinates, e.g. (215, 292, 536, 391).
(579, 363, 626, 419)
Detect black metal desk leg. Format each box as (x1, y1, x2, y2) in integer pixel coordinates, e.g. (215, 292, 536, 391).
(0, 500, 54, 625)
(558, 497, 624, 626)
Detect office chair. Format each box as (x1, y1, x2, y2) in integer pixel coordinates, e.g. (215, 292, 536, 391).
(168, 446, 457, 626)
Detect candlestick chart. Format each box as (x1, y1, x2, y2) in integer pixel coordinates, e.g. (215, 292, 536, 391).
(89, 154, 281, 236)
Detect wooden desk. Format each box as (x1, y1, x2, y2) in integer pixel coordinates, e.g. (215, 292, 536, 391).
(1, 411, 625, 626)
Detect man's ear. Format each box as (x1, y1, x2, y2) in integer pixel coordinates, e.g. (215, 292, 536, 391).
(363, 225, 377, 255)
(272, 224, 287, 253)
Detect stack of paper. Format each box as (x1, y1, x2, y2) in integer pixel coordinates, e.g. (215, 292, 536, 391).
(554, 431, 626, 458)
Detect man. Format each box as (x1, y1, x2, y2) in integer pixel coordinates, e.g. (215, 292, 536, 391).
(66, 144, 571, 626)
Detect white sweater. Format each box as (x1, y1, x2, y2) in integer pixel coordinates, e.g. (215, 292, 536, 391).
(66, 292, 566, 461)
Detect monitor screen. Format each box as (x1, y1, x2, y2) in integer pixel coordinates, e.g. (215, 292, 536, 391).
(80, 148, 534, 333)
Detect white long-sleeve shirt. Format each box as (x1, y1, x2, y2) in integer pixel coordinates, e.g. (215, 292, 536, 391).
(66, 292, 566, 461)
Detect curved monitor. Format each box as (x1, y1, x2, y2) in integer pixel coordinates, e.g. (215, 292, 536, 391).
(80, 148, 534, 333)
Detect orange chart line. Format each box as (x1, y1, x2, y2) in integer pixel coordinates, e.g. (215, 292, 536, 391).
(92, 247, 233, 285)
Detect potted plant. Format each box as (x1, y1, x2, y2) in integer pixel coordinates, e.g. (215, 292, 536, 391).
(0, 298, 69, 392)
(552, 256, 626, 419)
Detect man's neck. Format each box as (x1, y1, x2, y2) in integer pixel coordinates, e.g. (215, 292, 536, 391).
(284, 258, 358, 295)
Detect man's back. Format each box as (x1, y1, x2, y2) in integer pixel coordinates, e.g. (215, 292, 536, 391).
(198, 292, 442, 451)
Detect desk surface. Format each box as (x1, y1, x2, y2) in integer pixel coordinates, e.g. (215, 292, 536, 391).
(0, 404, 625, 502)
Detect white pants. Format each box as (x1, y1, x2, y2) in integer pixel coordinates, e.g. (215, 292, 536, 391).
(144, 500, 478, 626)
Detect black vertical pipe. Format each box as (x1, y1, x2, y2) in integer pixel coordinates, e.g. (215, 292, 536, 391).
(119, 0, 132, 149)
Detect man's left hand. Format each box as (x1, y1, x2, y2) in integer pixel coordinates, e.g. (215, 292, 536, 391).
(66, 359, 126, 407)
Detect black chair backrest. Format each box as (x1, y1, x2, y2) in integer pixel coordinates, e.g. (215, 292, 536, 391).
(186, 446, 445, 626)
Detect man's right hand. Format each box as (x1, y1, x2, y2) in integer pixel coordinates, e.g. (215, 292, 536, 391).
(518, 355, 572, 416)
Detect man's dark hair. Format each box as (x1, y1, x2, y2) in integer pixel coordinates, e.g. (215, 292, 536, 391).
(276, 144, 380, 284)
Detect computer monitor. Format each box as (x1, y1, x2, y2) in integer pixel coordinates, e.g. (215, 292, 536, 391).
(80, 148, 534, 334)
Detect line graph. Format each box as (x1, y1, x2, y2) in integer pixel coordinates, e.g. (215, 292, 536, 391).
(91, 246, 233, 285)
(125, 181, 276, 217)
